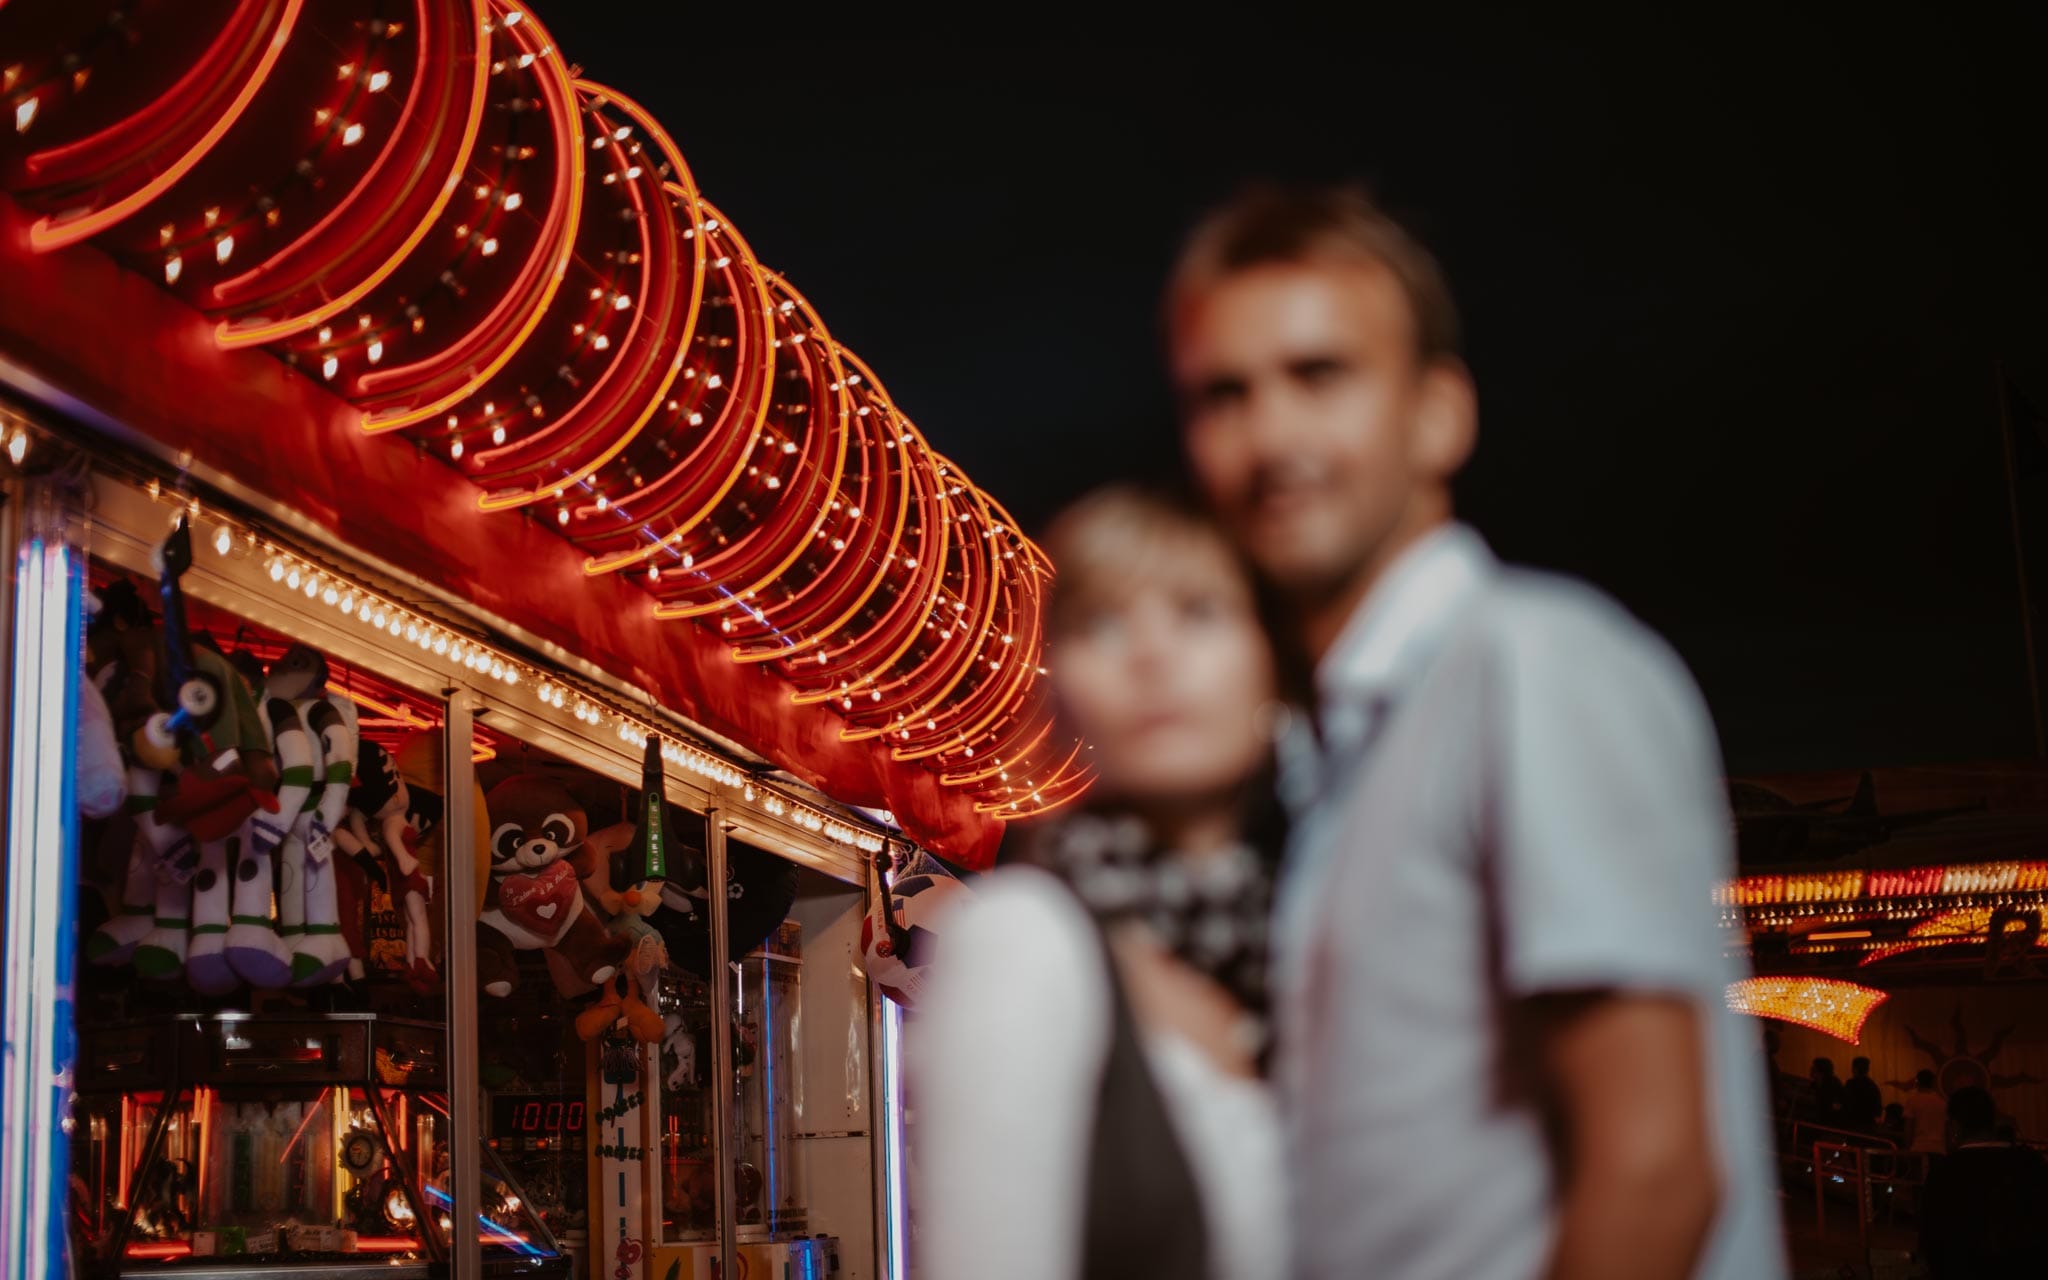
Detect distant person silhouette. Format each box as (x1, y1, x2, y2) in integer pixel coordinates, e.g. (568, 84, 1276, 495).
(1904, 1069, 1948, 1157)
(1808, 1056, 1845, 1125)
(1918, 1086, 2048, 1277)
(1841, 1056, 1882, 1131)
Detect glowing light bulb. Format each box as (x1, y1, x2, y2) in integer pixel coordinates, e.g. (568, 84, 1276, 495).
(613, 294, 631, 311)
(491, 425, 506, 445)
(321, 585, 339, 606)
(14, 97, 38, 132)
(213, 527, 233, 556)
(648, 565, 660, 582)
(269, 559, 286, 582)
(556, 507, 569, 526)
(215, 235, 235, 264)
(342, 122, 365, 146)
(502, 192, 523, 212)
(480, 237, 499, 256)
(366, 340, 383, 364)
(450, 440, 464, 460)
(368, 69, 392, 92)
(164, 255, 183, 285)
(321, 355, 339, 380)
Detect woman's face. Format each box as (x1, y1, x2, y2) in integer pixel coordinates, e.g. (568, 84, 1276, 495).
(1051, 528, 1277, 807)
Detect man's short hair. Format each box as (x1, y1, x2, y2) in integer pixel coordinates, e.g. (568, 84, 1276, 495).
(1917, 1069, 1938, 1089)
(1852, 1057, 1871, 1073)
(1168, 183, 1462, 366)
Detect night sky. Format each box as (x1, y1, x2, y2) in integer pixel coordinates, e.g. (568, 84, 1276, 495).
(541, 6, 2048, 778)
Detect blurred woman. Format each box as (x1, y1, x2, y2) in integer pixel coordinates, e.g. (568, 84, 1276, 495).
(914, 486, 1291, 1280)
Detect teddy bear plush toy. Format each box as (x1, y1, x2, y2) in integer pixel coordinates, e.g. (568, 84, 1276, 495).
(479, 774, 629, 999)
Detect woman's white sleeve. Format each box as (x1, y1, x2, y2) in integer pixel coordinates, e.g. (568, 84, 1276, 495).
(910, 868, 1112, 1280)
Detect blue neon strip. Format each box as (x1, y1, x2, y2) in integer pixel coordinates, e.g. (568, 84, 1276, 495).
(424, 1181, 550, 1258)
(761, 961, 778, 1228)
(881, 1000, 908, 1280)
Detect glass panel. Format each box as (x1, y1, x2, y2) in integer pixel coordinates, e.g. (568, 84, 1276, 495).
(66, 546, 503, 1274)
(468, 730, 717, 1278)
(723, 850, 876, 1274)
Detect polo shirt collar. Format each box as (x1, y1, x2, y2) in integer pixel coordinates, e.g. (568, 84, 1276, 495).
(1316, 521, 1495, 727)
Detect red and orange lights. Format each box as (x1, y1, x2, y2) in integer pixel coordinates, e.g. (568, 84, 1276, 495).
(1, 0, 1086, 816)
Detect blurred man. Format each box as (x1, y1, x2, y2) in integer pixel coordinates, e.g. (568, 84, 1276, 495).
(1171, 185, 1786, 1280)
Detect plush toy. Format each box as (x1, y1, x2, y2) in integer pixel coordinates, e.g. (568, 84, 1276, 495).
(860, 846, 969, 1008)
(660, 1011, 699, 1091)
(336, 740, 437, 992)
(652, 840, 798, 980)
(85, 580, 190, 973)
(181, 656, 278, 997)
(393, 728, 492, 981)
(223, 695, 315, 988)
(263, 644, 360, 985)
(76, 661, 127, 821)
(573, 933, 666, 1044)
(479, 774, 628, 999)
(91, 763, 195, 969)
(291, 693, 359, 985)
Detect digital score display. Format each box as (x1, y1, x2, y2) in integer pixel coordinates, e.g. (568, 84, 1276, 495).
(490, 1095, 585, 1137)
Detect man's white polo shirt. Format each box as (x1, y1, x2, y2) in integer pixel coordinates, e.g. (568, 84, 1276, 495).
(1274, 523, 1785, 1280)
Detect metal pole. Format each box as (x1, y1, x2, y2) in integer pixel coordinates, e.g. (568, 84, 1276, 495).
(442, 692, 482, 1278)
(707, 810, 736, 1280)
(1995, 362, 2047, 757)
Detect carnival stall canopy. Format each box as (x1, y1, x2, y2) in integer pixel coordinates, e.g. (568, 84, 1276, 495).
(0, 0, 1093, 864)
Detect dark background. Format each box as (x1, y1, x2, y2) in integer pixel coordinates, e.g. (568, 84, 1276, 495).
(540, 5, 2048, 778)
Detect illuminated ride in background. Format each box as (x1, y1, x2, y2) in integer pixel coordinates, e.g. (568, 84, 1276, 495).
(0, 0, 1091, 823)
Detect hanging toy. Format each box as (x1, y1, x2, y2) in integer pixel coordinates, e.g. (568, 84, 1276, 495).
(393, 728, 490, 986)
(86, 578, 192, 975)
(92, 765, 195, 969)
(291, 693, 359, 985)
(184, 831, 240, 995)
(478, 774, 629, 999)
(267, 644, 360, 985)
(76, 659, 128, 820)
(336, 740, 437, 992)
(653, 840, 798, 981)
(223, 696, 314, 987)
(860, 844, 970, 1007)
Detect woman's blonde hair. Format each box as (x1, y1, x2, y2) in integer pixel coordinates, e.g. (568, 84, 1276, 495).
(1038, 483, 1310, 706)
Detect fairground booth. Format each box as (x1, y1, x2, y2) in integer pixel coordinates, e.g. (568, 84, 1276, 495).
(0, 3, 1086, 1277)
(1722, 767, 2048, 1246)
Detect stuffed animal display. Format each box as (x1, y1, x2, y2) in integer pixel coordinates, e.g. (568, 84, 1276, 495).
(335, 739, 439, 993)
(860, 846, 969, 1007)
(479, 774, 628, 999)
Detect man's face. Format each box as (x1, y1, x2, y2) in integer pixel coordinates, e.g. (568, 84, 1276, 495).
(1173, 259, 1459, 601)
